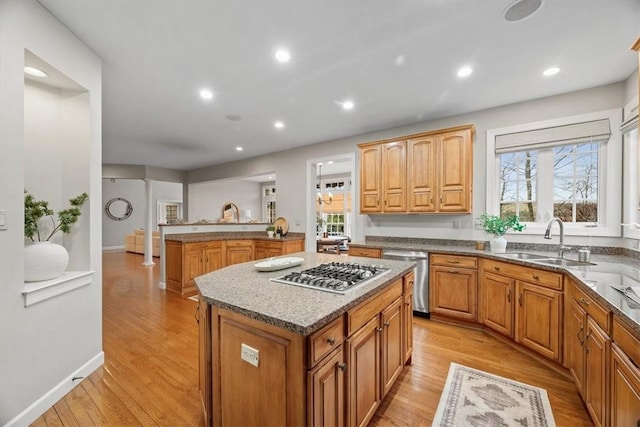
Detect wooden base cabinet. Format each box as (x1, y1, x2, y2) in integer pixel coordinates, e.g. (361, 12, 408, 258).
(430, 255, 478, 321)
(402, 272, 414, 363)
(225, 239, 254, 265)
(480, 272, 515, 337)
(197, 295, 212, 427)
(347, 316, 381, 427)
(166, 240, 224, 295)
(584, 317, 610, 427)
(255, 239, 305, 261)
(610, 344, 640, 427)
(308, 347, 345, 427)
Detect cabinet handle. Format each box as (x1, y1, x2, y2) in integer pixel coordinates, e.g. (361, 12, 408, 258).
(518, 293, 523, 306)
(579, 297, 590, 306)
(409, 280, 414, 287)
(494, 266, 500, 271)
(577, 325, 584, 345)
(532, 275, 539, 281)
(376, 327, 383, 333)
(384, 321, 390, 327)
(338, 362, 347, 372)
(327, 336, 336, 346)
(507, 289, 511, 303)
(405, 301, 411, 306)
(195, 304, 200, 324)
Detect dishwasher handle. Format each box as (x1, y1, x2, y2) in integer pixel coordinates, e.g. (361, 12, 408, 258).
(382, 250, 429, 260)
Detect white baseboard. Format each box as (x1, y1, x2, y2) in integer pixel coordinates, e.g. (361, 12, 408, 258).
(3, 351, 104, 427)
(102, 245, 124, 251)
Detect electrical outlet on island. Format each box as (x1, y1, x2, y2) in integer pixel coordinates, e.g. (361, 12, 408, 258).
(241, 343, 259, 367)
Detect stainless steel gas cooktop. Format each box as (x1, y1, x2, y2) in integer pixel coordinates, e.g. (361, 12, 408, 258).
(271, 262, 390, 294)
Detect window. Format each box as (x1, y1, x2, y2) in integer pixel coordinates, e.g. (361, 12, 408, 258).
(157, 200, 182, 224)
(487, 109, 622, 237)
(262, 184, 277, 223)
(324, 213, 345, 236)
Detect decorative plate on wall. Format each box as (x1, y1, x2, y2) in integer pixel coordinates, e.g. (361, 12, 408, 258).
(105, 198, 133, 221)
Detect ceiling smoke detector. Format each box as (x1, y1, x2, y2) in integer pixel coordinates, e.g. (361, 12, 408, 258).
(503, 0, 543, 22)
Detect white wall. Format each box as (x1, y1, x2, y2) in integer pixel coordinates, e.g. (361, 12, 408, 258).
(189, 179, 261, 222)
(102, 179, 183, 248)
(187, 81, 632, 247)
(0, 0, 103, 424)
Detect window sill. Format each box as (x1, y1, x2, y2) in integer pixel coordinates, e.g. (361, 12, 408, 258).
(501, 224, 620, 238)
(22, 270, 94, 308)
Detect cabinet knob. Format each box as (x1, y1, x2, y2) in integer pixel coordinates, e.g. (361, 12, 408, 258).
(384, 321, 390, 327)
(494, 266, 500, 271)
(327, 336, 336, 346)
(579, 297, 590, 306)
(405, 301, 411, 306)
(532, 275, 539, 280)
(338, 362, 347, 372)
(376, 327, 383, 333)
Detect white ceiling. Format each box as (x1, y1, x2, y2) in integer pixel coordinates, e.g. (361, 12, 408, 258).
(38, 0, 639, 172)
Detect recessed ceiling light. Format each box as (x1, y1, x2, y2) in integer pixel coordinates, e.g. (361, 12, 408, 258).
(274, 121, 284, 129)
(457, 66, 473, 78)
(199, 89, 213, 100)
(327, 161, 334, 164)
(24, 66, 48, 78)
(275, 49, 291, 63)
(504, 0, 543, 22)
(236, 146, 243, 151)
(543, 67, 560, 76)
(268, 176, 273, 180)
(342, 100, 355, 110)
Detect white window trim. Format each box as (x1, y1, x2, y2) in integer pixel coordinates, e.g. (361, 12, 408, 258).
(486, 109, 622, 237)
(622, 96, 640, 240)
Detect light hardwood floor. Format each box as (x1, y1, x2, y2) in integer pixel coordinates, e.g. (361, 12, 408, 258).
(32, 251, 592, 426)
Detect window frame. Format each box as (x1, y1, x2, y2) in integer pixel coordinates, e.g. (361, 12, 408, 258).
(486, 109, 622, 237)
(622, 96, 640, 240)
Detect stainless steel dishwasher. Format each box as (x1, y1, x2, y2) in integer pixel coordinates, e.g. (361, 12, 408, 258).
(382, 249, 429, 317)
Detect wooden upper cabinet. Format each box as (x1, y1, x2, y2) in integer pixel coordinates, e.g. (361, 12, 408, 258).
(360, 145, 382, 213)
(358, 124, 474, 214)
(381, 141, 406, 212)
(438, 128, 473, 213)
(407, 135, 436, 212)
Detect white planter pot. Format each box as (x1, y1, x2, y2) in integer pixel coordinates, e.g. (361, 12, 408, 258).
(267, 231, 274, 239)
(490, 236, 508, 253)
(24, 242, 69, 282)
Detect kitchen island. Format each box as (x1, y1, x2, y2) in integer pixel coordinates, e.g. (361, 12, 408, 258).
(195, 252, 415, 427)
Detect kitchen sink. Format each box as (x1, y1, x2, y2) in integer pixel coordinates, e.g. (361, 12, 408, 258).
(534, 258, 595, 267)
(501, 252, 550, 260)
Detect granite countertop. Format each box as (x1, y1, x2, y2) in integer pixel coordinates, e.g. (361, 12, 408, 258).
(194, 252, 414, 336)
(350, 240, 640, 335)
(166, 232, 305, 243)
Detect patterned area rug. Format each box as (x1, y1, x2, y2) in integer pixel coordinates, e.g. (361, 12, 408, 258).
(432, 363, 556, 427)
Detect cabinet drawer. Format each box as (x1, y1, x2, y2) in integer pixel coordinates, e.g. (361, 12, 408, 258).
(612, 316, 640, 368)
(255, 241, 282, 250)
(570, 281, 610, 333)
(403, 272, 415, 294)
(348, 247, 381, 259)
(431, 254, 477, 269)
(226, 239, 253, 247)
(347, 279, 402, 336)
(308, 316, 345, 367)
(482, 259, 562, 290)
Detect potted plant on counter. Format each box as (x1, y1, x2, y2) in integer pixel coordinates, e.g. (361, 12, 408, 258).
(266, 225, 275, 239)
(479, 214, 526, 253)
(24, 191, 88, 282)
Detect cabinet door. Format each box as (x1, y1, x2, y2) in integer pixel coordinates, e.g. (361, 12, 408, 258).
(381, 298, 403, 397)
(481, 272, 514, 337)
(197, 297, 212, 427)
(407, 135, 435, 212)
(515, 281, 562, 361)
(566, 299, 586, 397)
(610, 344, 640, 427)
(347, 316, 380, 427)
(381, 141, 406, 212)
(308, 347, 345, 427)
(165, 241, 183, 293)
(225, 242, 254, 266)
(430, 266, 477, 320)
(184, 248, 204, 289)
(360, 145, 382, 213)
(585, 317, 610, 427)
(204, 245, 224, 273)
(437, 129, 472, 213)
(254, 246, 269, 261)
(402, 289, 413, 364)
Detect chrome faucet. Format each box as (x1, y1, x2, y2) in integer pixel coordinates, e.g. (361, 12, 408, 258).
(544, 217, 571, 258)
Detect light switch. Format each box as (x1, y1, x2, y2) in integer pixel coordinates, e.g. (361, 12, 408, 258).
(241, 343, 259, 367)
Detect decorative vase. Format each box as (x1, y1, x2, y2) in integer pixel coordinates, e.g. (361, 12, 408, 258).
(267, 231, 274, 239)
(24, 241, 69, 282)
(490, 235, 508, 253)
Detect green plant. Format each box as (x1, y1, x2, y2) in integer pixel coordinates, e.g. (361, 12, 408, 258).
(316, 212, 325, 227)
(479, 214, 526, 236)
(25, 191, 89, 242)
(266, 225, 275, 232)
